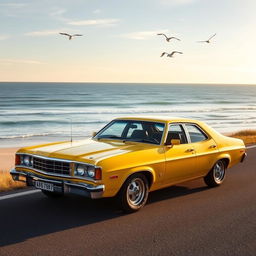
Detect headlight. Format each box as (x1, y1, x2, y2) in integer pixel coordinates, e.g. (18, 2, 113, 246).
(22, 155, 32, 167)
(75, 164, 87, 176)
(87, 166, 95, 178)
(74, 164, 102, 180)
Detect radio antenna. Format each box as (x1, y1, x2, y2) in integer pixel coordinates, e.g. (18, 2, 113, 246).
(68, 118, 73, 143)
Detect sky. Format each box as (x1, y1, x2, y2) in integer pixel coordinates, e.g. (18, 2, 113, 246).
(0, 0, 256, 84)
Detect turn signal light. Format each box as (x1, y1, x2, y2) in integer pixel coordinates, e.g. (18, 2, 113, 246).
(15, 154, 21, 165)
(95, 167, 102, 180)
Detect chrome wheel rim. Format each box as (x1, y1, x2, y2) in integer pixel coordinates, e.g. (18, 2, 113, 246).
(213, 161, 225, 183)
(127, 178, 145, 206)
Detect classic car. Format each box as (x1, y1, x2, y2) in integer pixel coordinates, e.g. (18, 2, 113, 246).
(11, 116, 246, 213)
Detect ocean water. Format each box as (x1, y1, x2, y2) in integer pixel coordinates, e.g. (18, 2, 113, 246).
(0, 82, 256, 147)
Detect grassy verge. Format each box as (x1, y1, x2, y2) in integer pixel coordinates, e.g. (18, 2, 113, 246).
(229, 129, 256, 145)
(0, 171, 25, 192)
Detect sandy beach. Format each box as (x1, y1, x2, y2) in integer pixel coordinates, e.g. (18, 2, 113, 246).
(0, 147, 19, 171)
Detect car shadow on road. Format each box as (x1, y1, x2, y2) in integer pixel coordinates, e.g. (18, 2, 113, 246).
(0, 180, 208, 247)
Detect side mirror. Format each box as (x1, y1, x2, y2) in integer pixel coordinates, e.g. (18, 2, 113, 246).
(165, 138, 181, 146)
(171, 139, 181, 145)
(92, 131, 97, 137)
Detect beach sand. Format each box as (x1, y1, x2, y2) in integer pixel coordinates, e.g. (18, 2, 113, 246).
(0, 147, 19, 171)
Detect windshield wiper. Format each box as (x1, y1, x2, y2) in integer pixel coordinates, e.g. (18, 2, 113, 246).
(126, 138, 159, 144)
(97, 135, 122, 140)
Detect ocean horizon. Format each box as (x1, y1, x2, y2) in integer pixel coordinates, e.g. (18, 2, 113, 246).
(0, 82, 256, 148)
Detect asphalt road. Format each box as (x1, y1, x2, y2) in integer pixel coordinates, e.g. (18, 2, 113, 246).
(0, 148, 255, 256)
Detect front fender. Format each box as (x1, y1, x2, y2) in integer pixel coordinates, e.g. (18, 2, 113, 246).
(129, 166, 156, 185)
(103, 166, 157, 197)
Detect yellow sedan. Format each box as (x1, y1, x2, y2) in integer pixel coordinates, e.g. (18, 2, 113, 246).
(11, 116, 246, 213)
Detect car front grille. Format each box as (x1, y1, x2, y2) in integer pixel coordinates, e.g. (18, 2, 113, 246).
(32, 156, 71, 176)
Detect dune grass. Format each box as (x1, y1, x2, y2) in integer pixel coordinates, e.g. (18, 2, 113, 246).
(229, 129, 256, 145)
(0, 171, 25, 192)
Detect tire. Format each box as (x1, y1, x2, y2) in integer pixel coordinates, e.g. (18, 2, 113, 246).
(41, 190, 64, 198)
(204, 160, 226, 187)
(117, 173, 149, 213)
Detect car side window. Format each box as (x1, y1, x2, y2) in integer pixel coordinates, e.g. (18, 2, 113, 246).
(166, 124, 187, 144)
(186, 124, 208, 143)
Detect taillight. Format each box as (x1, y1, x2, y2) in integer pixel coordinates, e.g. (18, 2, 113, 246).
(95, 167, 102, 180)
(15, 154, 21, 165)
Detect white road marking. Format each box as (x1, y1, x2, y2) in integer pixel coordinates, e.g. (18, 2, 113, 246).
(246, 145, 256, 149)
(0, 189, 40, 201)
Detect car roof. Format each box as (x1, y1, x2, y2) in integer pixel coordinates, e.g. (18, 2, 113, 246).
(114, 116, 200, 124)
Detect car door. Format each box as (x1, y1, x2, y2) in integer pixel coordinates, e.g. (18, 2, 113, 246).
(184, 123, 219, 177)
(163, 124, 197, 185)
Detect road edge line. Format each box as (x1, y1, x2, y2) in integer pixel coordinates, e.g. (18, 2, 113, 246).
(246, 145, 256, 149)
(0, 190, 40, 201)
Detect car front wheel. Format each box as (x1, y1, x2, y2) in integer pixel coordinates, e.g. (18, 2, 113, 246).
(117, 173, 149, 213)
(204, 160, 226, 187)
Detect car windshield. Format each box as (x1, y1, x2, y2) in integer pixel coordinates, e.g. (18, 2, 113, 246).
(95, 120, 165, 145)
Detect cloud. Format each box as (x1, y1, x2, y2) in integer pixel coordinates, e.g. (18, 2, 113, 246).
(0, 2, 27, 17)
(50, 8, 67, 17)
(68, 18, 119, 26)
(0, 59, 43, 65)
(0, 35, 10, 40)
(25, 29, 62, 36)
(160, 0, 198, 5)
(0, 3, 27, 8)
(120, 29, 168, 40)
(93, 9, 102, 14)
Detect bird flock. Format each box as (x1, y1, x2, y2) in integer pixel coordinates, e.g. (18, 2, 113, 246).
(59, 31, 216, 59)
(157, 33, 216, 59)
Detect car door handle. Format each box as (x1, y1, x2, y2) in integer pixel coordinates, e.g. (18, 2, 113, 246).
(186, 148, 195, 152)
(209, 145, 217, 149)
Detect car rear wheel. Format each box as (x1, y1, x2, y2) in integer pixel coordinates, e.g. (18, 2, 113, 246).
(41, 190, 64, 198)
(117, 173, 149, 213)
(204, 160, 226, 187)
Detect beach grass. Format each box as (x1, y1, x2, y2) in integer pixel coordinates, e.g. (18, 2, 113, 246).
(0, 170, 25, 192)
(229, 129, 256, 145)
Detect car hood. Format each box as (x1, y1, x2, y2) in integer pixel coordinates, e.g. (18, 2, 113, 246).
(19, 139, 149, 165)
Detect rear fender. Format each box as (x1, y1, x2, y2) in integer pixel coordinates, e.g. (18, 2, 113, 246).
(216, 154, 231, 168)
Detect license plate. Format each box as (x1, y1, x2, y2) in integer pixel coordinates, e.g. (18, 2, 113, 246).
(35, 181, 54, 192)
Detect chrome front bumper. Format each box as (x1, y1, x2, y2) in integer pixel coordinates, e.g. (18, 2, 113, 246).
(241, 152, 247, 163)
(10, 169, 105, 199)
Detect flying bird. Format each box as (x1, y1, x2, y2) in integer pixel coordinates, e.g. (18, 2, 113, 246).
(197, 33, 216, 43)
(157, 33, 181, 42)
(160, 51, 183, 57)
(59, 33, 83, 40)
